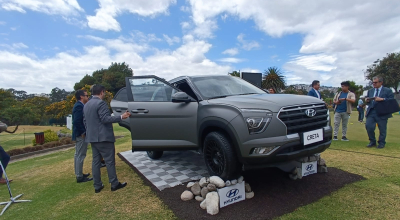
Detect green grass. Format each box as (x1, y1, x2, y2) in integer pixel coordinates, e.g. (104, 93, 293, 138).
(0, 126, 64, 151)
(0, 114, 399, 219)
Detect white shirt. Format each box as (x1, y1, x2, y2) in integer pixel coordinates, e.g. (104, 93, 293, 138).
(314, 88, 321, 99)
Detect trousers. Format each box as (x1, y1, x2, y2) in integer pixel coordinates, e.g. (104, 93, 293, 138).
(74, 136, 88, 179)
(334, 112, 349, 137)
(91, 142, 119, 190)
(0, 146, 10, 178)
(366, 109, 388, 145)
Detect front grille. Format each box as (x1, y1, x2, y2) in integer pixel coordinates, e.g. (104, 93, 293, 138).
(278, 103, 328, 135)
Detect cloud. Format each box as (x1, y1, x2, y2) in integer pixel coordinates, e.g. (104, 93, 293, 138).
(0, 34, 231, 93)
(87, 0, 177, 32)
(1, 0, 83, 16)
(163, 34, 180, 45)
(221, 13, 228, 21)
(12, 43, 28, 49)
(218, 58, 245, 63)
(180, 5, 190, 12)
(0, 21, 6, 25)
(187, 0, 400, 86)
(181, 21, 191, 29)
(222, 48, 239, 56)
(237, 33, 260, 51)
(0, 42, 28, 50)
(289, 54, 337, 72)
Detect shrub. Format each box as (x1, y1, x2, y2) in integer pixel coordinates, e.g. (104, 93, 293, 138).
(59, 137, 73, 145)
(32, 129, 59, 146)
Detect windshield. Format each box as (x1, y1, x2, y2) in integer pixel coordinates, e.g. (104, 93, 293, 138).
(190, 75, 265, 99)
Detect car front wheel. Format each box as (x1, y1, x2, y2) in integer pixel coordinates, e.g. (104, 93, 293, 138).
(147, 150, 163, 159)
(203, 131, 240, 180)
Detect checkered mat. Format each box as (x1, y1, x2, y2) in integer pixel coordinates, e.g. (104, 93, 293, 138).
(119, 150, 209, 191)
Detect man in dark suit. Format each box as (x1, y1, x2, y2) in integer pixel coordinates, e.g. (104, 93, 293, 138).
(84, 85, 131, 193)
(72, 90, 93, 183)
(307, 80, 322, 100)
(365, 76, 394, 149)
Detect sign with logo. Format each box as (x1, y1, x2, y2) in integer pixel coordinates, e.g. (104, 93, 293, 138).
(302, 161, 317, 177)
(304, 109, 317, 117)
(303, 128, 323, 146)
(217, 181, 245, 208)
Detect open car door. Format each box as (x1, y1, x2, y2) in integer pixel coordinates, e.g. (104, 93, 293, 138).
(125, 76, 198, 151)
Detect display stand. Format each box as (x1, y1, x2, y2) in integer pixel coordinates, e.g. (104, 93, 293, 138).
(0, 162, 31, 216)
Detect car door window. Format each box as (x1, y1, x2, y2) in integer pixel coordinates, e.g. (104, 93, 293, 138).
(114, 87, 128, 102)
(128, 78, 177, 102)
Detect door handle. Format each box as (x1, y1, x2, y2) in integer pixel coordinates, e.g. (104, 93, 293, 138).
(115, 109, 122, 112)
(131, 109, 149, 114)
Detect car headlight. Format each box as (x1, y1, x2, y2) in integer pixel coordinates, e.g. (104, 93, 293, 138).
(241, 109, 273, 134)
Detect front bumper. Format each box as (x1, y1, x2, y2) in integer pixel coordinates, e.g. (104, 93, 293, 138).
(238, 126, 332, 166)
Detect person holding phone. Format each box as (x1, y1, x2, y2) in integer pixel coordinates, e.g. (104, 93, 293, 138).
(365, 76, 394, 149)
(333, 81, 356, 141)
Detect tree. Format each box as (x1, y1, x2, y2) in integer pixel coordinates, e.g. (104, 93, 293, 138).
(321, 90, 335, 99)
(22, 96, 51, 124)
(365, 52, 400, 93)
(50, 87, 72, 103)
(229, 71, 240, 77)
(74, 62, 134, 95)
(262, 67, 286, 92)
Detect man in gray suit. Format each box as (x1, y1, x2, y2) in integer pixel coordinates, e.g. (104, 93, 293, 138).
(365, 76, 394, 149)
(84, 85, 131, 193)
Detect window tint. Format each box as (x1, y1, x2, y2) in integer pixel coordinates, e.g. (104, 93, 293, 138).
(174, 80, 198, 101)
(114, 88, 128, 102)
(128, 78, 177, 102)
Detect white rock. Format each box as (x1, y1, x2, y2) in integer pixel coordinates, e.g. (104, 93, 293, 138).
(200, 200, 207, 209)
(225, 180, 231, 186)
(201, 187, 209, 198)
(231, 179, 238, 185)
(186, 182, 195, 188)
(195, 196, 204, 202)
(206, 192, 219, 215)
(296, 167, 303, 179)
(245, 191, 254, 199)
(207, 184, 217, 192)
(181, 190, 194, 201)
(238, 176, 244, 184)
(191, 182, 201, 196)
(318, 158, 326, 166)
(210, 176, 225, 188)
(245, 183, 252, 193)
(199, 177, 208, 187)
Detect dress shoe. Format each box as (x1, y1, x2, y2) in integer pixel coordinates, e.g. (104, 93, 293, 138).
(366, 142, 376, 148)
(111, 182, 127, 192)
(0, 178, 12, 184)
(83, 173, 91, 178)
(377, 144, 385, 149)
(77, 177, 93, 183)
(95, 185, 104, 193)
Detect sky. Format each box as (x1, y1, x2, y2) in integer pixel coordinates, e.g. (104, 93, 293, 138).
(0, 0, 399, 94)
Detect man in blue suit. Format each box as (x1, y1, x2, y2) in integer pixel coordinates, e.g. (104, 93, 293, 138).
(365, 76, 394, 149)
(72, 90, 93, 183)
(307, 80, 322, 100)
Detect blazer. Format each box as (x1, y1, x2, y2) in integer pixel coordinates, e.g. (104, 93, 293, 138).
(366, 86, 394, 119)
(83, 96, 121, 143)
(72, 101, 85, 141)
(307, 89, 322, 99)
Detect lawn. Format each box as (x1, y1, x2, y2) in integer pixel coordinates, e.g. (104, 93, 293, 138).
(0, 114, 399, 219)
(0, 126, 64, 151)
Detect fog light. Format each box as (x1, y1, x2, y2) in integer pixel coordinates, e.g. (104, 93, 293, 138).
(251, 146, 280, 155)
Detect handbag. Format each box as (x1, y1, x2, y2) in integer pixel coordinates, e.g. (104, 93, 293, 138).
(375, 99, 400, 116)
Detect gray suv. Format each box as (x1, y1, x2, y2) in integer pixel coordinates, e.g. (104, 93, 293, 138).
(111, 75, 332, 180)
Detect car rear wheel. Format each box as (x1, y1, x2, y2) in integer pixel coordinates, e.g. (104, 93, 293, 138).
(203, 131, 240, 180)
(147, 150, 163, 159)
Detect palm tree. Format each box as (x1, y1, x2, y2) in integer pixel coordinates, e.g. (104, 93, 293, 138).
(262, 67, 286, 92)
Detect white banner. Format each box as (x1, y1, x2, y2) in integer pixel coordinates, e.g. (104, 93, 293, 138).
(217, 181, 245, 208)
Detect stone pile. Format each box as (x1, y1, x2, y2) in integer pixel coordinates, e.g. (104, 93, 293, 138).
(57, 130, 72, 138)
(180, 176, 254, 215)
(289, 153, 328, 180)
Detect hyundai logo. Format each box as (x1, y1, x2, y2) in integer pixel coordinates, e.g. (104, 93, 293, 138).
(306, 164, 314, 171)
(305, 109, 317, 117)
(226, 189, 239, 198)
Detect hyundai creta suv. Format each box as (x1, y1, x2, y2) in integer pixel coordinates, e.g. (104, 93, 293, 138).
(111, 75, 332, 180)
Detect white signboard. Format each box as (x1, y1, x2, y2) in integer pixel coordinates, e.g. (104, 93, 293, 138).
(66, 115, 72, 130)
(303, 129, 323, 146)
(302, 161, 318, 177)
(217, 181, 245, 208)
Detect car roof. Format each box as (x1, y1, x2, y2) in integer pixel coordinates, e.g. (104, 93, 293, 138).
(169, 75, 230, 83)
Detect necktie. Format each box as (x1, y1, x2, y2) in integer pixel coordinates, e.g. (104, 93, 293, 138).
(374, 88, 379, 97)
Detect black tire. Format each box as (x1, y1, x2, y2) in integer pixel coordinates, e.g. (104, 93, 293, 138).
(147, 150, 163, 159)
(203, 131, 241, 180)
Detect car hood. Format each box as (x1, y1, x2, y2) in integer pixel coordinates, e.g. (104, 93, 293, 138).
(207, 94, 324, 112)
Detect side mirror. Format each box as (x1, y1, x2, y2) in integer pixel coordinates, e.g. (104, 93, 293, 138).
(172, 92, 191, 103)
